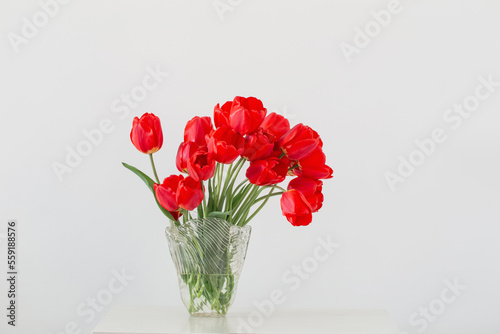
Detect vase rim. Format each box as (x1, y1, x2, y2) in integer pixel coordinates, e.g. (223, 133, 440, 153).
(165, 217, 252, 234)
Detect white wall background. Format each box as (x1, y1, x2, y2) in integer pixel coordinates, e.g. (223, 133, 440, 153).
(1, 0, 499, 333)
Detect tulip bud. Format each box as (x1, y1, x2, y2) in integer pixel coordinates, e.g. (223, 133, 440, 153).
(130, 113, 163, 154)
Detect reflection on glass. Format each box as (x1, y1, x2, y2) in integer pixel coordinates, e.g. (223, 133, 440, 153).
(186, 315, 230, 333)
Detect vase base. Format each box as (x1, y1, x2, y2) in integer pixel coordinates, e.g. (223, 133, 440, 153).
(190, 312, 226, 318)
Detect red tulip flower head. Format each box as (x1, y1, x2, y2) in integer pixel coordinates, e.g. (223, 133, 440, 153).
(230, 96, 267, 135)
(242, 130, 275, 162)
(279, 123, 322, 160)
(176, 176, 204, 211)
(292, 147, 333, 180)
(260, 112, 290, 140)
(214, 101, 232, 129)
(187, 147, 216, 181)
(130, 113, 163, 154)
(176, 141, 199, 173)
(154, 175, 184, 219)
(154, 174, 204, 216)
(207, 127, 245, 164)
(214, 97, 267, 135)
(288, 176, 324, 212)
(184, 116, 213, 146)
(280, 189, 313, 226)
(246, 157, 288, 186)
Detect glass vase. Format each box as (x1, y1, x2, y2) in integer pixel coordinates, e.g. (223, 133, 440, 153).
(165, 218, 251, 317)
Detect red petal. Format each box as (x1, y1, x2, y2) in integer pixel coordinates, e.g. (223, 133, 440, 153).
(176, 177, 204, 210)
(280, 190, 313, 226)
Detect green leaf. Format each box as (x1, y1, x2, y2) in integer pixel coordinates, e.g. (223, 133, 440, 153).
(207, 211, 231, 219)
(122, 162, 178, 223)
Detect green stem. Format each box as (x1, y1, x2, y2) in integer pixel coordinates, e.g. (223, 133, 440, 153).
(220, 158, 246, 211)
(232, 158, 246, 181)
(233, 185, 261, 225)
(232, 178, 249, 196)
(208, 176, 214, 212)
(216, 163, 224, 208)
(197, 204, 203, 220)
(202, 181, 207, 218)
(223, 162, 234, 191)
(226, 177, 249, 219)
(269, 185, 286, 192)
(149, 154, 160, 184)
(230, 183, 254, 219)
(243, 188, 277, 225)
(217, 162, 232, 211)
(254, 190, 284, 203)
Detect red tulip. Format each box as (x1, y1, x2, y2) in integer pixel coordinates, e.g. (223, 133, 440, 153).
(214, 101, 232, 129)
(187, 147, 216, 181)
(207, 127, 245, 164)
(214, 96, 267, 135)
(242, 130, 275, 162)
(176, 141, 199, 173)
(154, 175, 184, 212)
(184, 116, 213, 146)
(292, 148, 333, 180)
(130, 113, 163, 154)
(260, 112, 290, 140)
(288, 177, 323, 212)
(280, 190, 313, 226)
(176, 176, 204, 211)
(230, 96, 267, 135)
(246, 157, 287, 186)
(279, 124, 322, 160)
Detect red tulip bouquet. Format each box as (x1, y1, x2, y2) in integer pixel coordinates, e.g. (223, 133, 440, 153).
(123, 96, 333, 316)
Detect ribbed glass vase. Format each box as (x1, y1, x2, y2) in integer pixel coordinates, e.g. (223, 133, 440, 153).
(165, 218, 251, 317)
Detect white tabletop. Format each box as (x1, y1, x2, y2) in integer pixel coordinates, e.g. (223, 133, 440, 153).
(92, 305, 400, 334)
